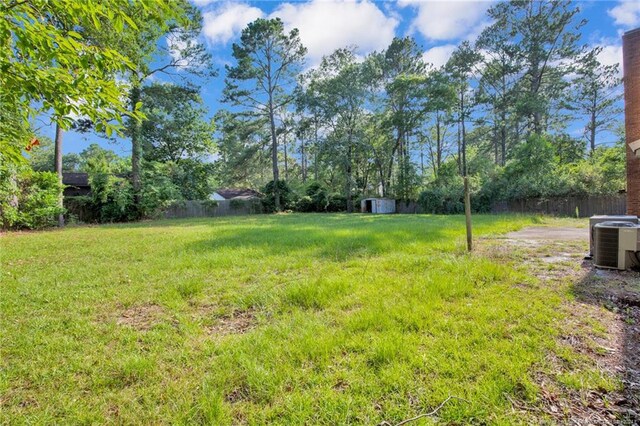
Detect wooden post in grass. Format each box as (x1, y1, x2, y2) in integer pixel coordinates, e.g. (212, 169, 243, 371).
(464, 176, 472, 252)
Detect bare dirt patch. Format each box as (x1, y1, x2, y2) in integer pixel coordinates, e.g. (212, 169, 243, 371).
(116, 304, 166, 331)
(482, 227, 640, 424)
(205, 309, 257, 336)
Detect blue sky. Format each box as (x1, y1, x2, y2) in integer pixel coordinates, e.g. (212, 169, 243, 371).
(40, 0, 640, 156)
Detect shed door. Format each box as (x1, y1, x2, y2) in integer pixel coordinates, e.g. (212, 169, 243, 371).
(365, 200, 372, 213)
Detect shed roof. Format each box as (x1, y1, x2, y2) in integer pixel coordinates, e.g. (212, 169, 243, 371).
(215, 188, 261, 199)
(62, 172, 89, 187)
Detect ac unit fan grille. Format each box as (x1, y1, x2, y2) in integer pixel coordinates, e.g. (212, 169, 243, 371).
(595, 227, 619, 268)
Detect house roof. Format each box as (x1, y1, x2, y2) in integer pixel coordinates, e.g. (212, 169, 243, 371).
(62, 172, 89, 187)
(215, 188, 261, 199)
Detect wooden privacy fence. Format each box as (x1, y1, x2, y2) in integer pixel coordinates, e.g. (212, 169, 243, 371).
(163, 199, 264, 219)
(490, 194, 626, 218)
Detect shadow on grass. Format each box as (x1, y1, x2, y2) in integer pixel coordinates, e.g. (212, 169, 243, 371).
(183, 214, 453, 262)
(572, 266, 640, 423)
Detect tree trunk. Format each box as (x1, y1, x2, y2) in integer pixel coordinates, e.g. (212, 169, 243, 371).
(129, 83, 142, 212)
(493, 124, 499, 165)
(461, 112, 467, 177)
(268, 109, 280, 211)
(54, 123, 64, 227)
(346, 134, 353, 213)
(314, 115, 319, 182)
(283, 136, 289, 181)
(301, 137, 306, 183)
(459, 88, 466, 176)
(457, 118, 462, 175)
(436, 113, 442, 174)
(500, 110, 507, 166)
(589, 108, 596, 155)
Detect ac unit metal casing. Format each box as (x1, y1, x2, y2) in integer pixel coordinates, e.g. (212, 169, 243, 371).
(594, 221, 640, 270)
(589, 215, 638, 256)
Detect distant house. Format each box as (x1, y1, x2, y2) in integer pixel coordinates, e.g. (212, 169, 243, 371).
(210, 188, 262, 201)
(62, 173, 91, 197)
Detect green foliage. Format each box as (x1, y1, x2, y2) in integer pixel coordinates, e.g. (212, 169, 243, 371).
(553, 134, 586, 164)
(0, 164, 64, 230)
(88, 166, 136, 223)
(1, 0, 160, 161)
(325, 193, 347, 212)
(261, 180, 294, 212)
(140, 83, 215, 164)
(166, 160, 217, 200)
(202, 199, 219, 209)
(480, 0, 584, 134)
(500, 134, 565, 199)
(29, 140, 125, 174)
(418, 161, 465, 214)
(229, 199, 244, 210)
(296, 182, 328, 212)
(572, 48, 622, 152)
(139, 162, 183, 219)
(79, 144, 129, 174)
(86, 153, 181, 222)
(63, 196, 99, 224)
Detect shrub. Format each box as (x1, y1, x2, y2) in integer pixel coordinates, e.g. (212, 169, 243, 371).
(261, 180, 294, 212)
(296, 195, 314, 212)
(295, 182, 330, 212)
(0, 165, 64, 230)
(326, 193, 347, 212)
(230, 199, 245, 210)
(201, 199, 218, 209)
(139, 162, 182, 219)
(64, 195, 99, 223)
(418, 161, 464, 214)
(86, 159, 182, 222)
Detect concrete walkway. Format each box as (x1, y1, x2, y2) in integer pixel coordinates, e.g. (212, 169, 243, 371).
(505, 226, 587, 241)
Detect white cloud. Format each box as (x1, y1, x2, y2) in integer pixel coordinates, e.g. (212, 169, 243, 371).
(167, 34, 190, 68)
(399, 0, 492, 41)
(202, 2, 264, 45)
(272, 0, 399, 65)
(422, 44, 457, 68)
(608, 0, 640, 28)
(597, 44, 623, 69)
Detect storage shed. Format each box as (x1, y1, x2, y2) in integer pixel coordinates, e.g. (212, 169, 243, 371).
(361, 198, 396, 214)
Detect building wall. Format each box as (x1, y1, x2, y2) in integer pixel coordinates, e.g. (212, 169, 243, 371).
(624, 29, 640, 215)
(361, 198, 396, 214)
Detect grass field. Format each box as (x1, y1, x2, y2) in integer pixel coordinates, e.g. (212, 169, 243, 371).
(0, 214, 609, 424)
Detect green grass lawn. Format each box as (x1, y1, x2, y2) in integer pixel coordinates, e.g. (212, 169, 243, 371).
(0, 214, 598, 424)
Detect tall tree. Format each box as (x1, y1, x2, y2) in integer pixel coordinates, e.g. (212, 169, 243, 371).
(81, 1, 213, 212)
(366, 37, 429, 197)
(140, 83, 215, 163)
(572, 48, 622, 154)
(422, 68, 457, 176)
(481, 0, 585, 135)
(476, 29, 523, 165)
(214, 110, 270, 188)
(223, 18, 307, 211)
(446, 42, 481, 176)
(311, 49, 368, 212)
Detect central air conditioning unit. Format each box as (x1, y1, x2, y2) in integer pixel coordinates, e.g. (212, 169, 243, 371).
(589, 215, 638, 257)
(593, 221, 640, 270)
